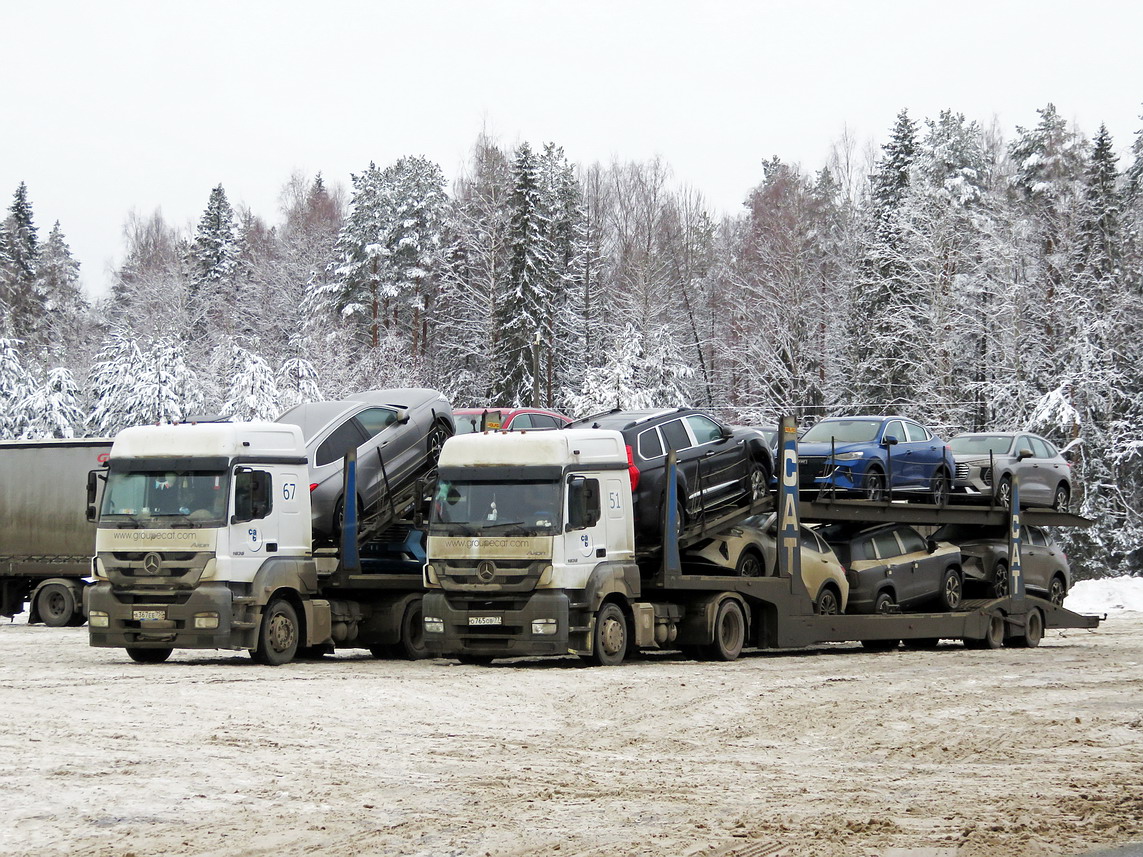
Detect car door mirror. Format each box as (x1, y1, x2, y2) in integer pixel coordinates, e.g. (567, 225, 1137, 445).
(395, 408, 410, 425)
(719, 425, 734, 440)
(1017, 447, 1033, 461)
(926, 538, 939, 554)
(882, 435, 899, 446)
(1062, 449, 1075, 463)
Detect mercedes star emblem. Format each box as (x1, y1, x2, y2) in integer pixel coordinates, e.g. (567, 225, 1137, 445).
(142, 552, 163, 575)
(476, 560, 496, 583)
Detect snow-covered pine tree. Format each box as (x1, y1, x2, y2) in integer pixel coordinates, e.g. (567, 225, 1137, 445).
(85, 331, 145, 436)
(35, 221, 86, 352)
(222, 345, 280, 421)
(189, 185, 241, 336)
(20, 367, 84, 438)
(845, 109, 918, 413)
(492, 143, 557, 406)
(0, 337, 32, 439)
(0, 183, 44, 341)
(275, 356, 321, 410)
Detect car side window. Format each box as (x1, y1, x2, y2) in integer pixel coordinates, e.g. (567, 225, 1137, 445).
(872, 530, 901, 559)
(660, 419, 692, 452)
(530, 414, 559, 429)
(1016, 435, 1036, 457)
(685, 415, 724, 445)
(354, 407, 400, 438)
(883, 421, 905, 443)
(799, 528, 820, 552)
(638, 427, 664, 459)
(315, 420, 369, 466)
(508, 414, 533, 430)
(1027, 527, 1046, 547)
(1029, 437, 1053, 459)
(903, 421, 928, 442)
(896, 527, 926, 554)
(855, 538, 874, 561)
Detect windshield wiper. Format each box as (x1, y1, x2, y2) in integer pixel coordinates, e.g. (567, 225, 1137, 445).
(479, 521, 526, 533)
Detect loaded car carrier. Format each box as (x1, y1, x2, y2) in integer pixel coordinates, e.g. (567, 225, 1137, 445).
(0, 439, 113, 626)
(421, 416, 1101, 664)
(86, 420, 434, 664)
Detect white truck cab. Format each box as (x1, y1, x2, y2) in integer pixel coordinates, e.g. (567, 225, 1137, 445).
(87, 421, 329, 664)
(422, 429, 646, 662)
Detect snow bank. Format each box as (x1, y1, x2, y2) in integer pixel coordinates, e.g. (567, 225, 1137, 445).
(1065, 577, 1143, 615)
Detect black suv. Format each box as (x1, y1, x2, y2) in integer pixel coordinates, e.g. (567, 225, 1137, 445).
(565, 408, 773, 538)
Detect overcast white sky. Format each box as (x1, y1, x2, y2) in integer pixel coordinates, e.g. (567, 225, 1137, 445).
(3, 0, 1140, 298)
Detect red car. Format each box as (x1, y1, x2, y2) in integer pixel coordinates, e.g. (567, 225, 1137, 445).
(452, 408, 571, 434)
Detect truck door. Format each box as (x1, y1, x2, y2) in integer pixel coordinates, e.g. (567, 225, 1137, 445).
(230, 468, 278, 570)
(566, 475, 606, 564)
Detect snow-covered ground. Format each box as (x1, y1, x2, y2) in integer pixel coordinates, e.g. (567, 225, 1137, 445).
(1065, 576, 1143, 614)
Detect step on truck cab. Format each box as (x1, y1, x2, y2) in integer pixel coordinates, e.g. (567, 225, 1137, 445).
(86, 421, 330, 664)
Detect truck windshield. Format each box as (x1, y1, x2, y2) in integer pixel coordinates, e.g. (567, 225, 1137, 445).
(100, 470, 230, 528)
(430, 479, 561, 537)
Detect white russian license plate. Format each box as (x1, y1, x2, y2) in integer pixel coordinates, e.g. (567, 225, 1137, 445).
(468, 616, 502, 626)
(133, 610, 166, 621)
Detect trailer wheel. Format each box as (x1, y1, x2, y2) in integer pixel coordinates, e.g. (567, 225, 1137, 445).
(1012, 608, 1043, 648)
(252, 599, 300, 665)
(590, 602, 628, 666)
(126, 647, 172, 664)
(985, 613, 1006, 649)
(1048, 575, 1067, 606)
(703, 599, 746, 661)
(991, 561, 1010, 598)
(35, 583, 79, 628)
(938, 567, 963, 611)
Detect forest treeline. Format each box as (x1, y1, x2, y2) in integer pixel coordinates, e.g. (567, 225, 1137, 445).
(2, 104, 1141, 574)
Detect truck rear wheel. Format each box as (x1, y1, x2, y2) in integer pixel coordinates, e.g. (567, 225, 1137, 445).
(252, 598, 300, 665)
(36, 582, 81, 628)
(126, 647, 172, 664)
(704, 599, 746, 661)
(590, 602, 628, 666)
(395, 598, 430, 660)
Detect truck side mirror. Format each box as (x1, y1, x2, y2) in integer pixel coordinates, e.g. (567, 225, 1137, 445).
(85, 469, 101, 522)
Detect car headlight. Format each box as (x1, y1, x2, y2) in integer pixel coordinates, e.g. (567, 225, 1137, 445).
(835, 451, 864, 461)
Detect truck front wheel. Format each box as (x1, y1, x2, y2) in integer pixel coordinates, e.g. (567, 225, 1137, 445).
(252, 599, 300, 665)
(590, 602, 628, 666)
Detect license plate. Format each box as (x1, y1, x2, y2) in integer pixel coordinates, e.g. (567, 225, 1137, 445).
(133, 610, 166, 621)
(468, 616, 502, 626)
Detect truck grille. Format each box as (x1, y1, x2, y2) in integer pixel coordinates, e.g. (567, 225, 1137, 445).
(100, 551, 212, 589)
(438, 558, 544, 592)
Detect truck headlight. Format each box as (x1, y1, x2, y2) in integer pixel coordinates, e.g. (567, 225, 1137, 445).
(89, 611, 109, 628)
(193, 613, 220, 629)
(424, 616, 444, 634)
(531, 618, 558, 636)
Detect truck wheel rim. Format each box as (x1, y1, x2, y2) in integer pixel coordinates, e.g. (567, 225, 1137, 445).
(600, 618, 624, 655)
(268, 613, 297, 652)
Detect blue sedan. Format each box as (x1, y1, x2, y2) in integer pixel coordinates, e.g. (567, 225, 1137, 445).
(798, 416, 955, 504)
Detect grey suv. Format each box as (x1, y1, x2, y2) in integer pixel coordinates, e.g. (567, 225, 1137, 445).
(948, 431, 1072, 510)
(276, 389, 453, 540)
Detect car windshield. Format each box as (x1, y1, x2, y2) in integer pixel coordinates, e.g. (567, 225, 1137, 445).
(801, 419, 882, 444)
(429, 479, 561, 537)
(100, 470, 230, 528)
(948, 435, 1013, 456)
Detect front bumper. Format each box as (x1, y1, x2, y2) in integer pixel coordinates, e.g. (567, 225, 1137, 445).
(86, 581, 256, 650)
(423, 590, 588, 658)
